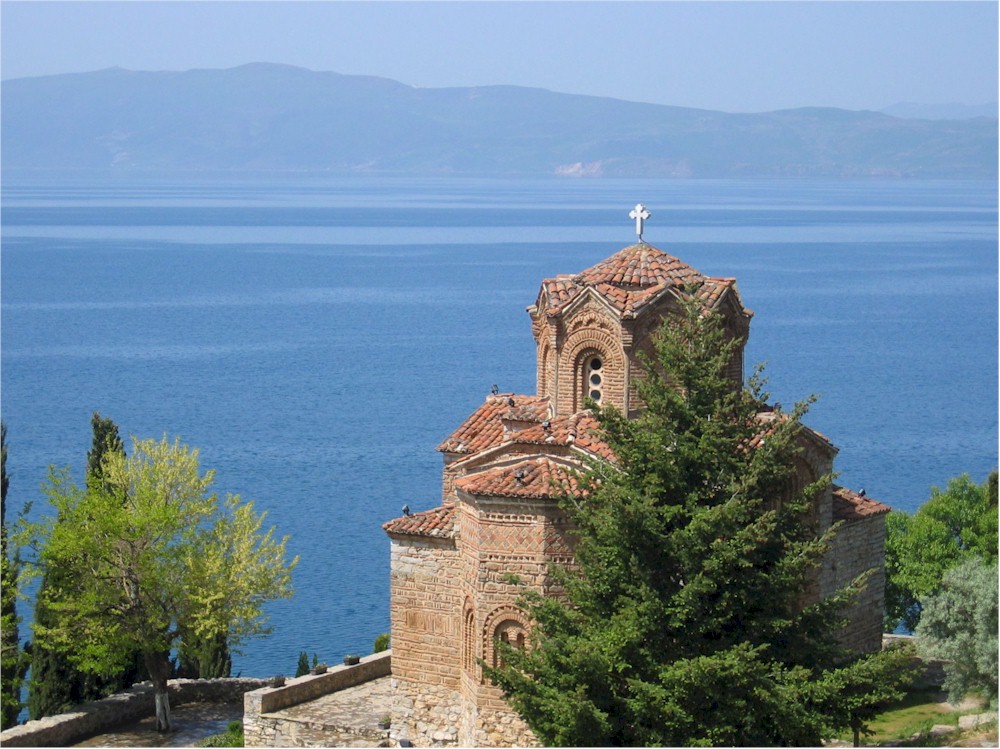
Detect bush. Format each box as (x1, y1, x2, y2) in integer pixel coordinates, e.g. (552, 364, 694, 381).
(197, 720, 244, 747)
(373, 632, 390, 653)
(916, 558, 998, 708)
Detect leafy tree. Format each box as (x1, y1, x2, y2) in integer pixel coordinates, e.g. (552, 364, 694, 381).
(885, 471, 998, 631)
(28, 413, 144, 720)
(916, 558, 998, 708)
(486, 298, 912, 746)
(22, 435, 297, 731)
(1, 422, 30, 729)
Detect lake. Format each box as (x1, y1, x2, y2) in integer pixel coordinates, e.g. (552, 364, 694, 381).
(2, 174, 996, 679)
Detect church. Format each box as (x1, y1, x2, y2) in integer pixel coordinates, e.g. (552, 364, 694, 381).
(383, 205, 890, 747)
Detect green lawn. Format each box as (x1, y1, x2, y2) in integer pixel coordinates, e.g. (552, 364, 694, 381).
(837, 688, 995, 746)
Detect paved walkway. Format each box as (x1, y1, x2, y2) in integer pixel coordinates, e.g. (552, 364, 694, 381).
(73, 701, 243, 747)
(261, 675, 394, 747)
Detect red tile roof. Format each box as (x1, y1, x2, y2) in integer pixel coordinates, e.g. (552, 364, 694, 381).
(383, 505, 456, 539)
(437, 394, 551, 455)
(455, 457, 585, 499)
(832, 486, 891, 522)
(538, 244, 750, 320)
(508, 411, 615, 461)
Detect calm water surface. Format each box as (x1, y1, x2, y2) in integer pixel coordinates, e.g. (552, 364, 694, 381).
(2, 175, 996, 681)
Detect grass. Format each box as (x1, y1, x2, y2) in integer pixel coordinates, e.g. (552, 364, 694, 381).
(835, 688, 996, 746)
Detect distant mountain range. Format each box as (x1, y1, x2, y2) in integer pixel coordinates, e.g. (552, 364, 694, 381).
(2, 63, 996, 178)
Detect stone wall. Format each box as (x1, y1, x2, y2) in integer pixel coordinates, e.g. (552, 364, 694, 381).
(823, 514, 887, 653)
(0, 677, 268, 748)
(243, 651, 391, 748)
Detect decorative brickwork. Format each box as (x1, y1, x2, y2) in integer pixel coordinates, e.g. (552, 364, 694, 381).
(384, 241, 890, 747)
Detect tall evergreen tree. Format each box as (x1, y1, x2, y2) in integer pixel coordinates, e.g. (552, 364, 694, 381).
(28, 413, 143, 719)
(486, 298, 912, 746)
(1, 423, 30, 729)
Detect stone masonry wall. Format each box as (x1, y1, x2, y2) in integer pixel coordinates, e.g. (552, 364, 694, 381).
(243, 652, 391, 748)
(0, 678, 268, 748)
(822, 514, 887, 653)
(388, 535, 463, 746)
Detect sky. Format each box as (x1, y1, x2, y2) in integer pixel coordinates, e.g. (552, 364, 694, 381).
(1, 1, 996, 113)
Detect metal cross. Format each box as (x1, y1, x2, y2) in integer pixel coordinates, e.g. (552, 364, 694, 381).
(629, 203, 651, 242)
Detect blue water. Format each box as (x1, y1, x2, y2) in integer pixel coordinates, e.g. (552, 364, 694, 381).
(2, 175, 996, 680)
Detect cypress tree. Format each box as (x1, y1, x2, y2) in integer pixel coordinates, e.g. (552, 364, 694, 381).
(1, 423, 30, 729)
(28, 413, 144, 719)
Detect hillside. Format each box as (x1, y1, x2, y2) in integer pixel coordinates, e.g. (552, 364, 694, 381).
(2, 63, 996, 178)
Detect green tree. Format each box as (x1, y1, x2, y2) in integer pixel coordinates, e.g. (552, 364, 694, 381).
(486, 298, 912, 746)
(885, 471, 998, 632)
(1, 423, 30, 729)
(28, 413, 144, 720)
(295, 651, 310, 678)
(22, 435, 297, 731)
(916, 558, 998, 708)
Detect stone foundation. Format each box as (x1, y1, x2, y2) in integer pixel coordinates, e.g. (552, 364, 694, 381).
(390, 678, 461, 747)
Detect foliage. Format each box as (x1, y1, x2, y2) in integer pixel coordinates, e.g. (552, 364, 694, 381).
(295, 651, 310, 677)
(816, 643, 918, 746)
(197, 720, 244, 747)
(373, 632, 390, 653)
(27, 413, 144, 720)
(20, 434, 297, 731)
(485, 298, 911, 746)
(885, 471, 998, 632)
(1, 422, 30, 729)
(916, 558, 998, 708)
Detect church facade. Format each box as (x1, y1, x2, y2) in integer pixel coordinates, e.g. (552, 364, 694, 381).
(383, 215, 890, 747)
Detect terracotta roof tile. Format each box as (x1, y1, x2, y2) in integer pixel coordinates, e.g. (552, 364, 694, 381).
(832, 485, 891, 522)
(455, 457, 584, 500)
(383, 505, 456, 538)
(437, 394, 551, 455)
(540, 244, 748, 319)
(509, 411, 615, 461)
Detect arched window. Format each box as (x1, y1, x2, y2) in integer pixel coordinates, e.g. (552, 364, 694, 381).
(463, 602, 476, 673)
(582, 353, 604, 404)
(492, 619, 528, 669)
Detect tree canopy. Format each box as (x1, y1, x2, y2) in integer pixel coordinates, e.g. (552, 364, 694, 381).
(485, 298, 912, 746)
(28, 412, 143, 721)
(885, 471, 998, 632)
(916, 558, 998, 709)
(1, 422, 30, 729)
(22, 434, 297, 731)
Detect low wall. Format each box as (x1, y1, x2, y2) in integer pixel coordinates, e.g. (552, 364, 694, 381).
(244, 650, 391, 747)
(0, 677, 269, 748)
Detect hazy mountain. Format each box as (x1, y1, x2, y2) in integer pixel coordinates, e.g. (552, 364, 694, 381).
(2, 63, 996, 178)
(881, 101, 998, 121)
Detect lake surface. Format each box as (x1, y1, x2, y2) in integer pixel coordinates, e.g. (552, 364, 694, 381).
(2, 174, 996, 680)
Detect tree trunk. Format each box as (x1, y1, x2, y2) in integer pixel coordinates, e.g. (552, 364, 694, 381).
(144, 652, 172, 732)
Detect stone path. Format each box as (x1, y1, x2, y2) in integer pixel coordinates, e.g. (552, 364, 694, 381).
(259, 676, 394, 747)
(73, 701, 243, 747)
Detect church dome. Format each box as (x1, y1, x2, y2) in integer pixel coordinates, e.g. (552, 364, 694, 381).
(538, 243, 740, 320)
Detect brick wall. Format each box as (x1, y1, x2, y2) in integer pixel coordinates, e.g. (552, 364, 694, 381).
(822, 514, 887, 653)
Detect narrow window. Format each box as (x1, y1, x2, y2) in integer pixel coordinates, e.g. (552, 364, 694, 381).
(584, 354, 604, 403)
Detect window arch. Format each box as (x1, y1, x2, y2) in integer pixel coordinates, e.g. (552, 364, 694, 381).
(462, 599, 476, 673)
(482, 606, 531, 674)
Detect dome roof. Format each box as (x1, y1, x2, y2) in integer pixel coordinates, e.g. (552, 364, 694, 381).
(537, 243, 747, 319)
